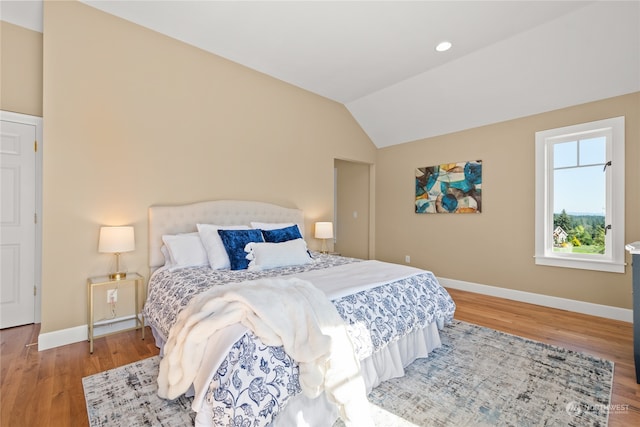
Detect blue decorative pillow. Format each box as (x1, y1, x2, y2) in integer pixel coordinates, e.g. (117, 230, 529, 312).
(261, 225, 303, 243)
(217, 229, 264, 270)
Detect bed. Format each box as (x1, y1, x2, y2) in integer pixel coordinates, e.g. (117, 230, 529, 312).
(143, 200, 456, 427)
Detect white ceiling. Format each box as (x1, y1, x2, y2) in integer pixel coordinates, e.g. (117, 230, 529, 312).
(2, 1, 639, 147)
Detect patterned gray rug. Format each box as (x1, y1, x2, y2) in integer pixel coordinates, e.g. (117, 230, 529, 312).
(82, 320, 613, 426)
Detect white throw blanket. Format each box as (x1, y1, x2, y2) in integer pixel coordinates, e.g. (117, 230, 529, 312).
(293, 259, 425, 299)
(157, 277, 373, 426)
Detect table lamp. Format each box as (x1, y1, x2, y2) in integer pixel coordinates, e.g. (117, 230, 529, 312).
(99, 226, 135, 280)
(315, 222, 333, 254)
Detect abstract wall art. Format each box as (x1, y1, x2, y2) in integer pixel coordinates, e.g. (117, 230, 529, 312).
(415, 160, 482, 214)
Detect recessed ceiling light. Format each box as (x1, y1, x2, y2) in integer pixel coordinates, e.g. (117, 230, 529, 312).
(435, 41, 452, 52)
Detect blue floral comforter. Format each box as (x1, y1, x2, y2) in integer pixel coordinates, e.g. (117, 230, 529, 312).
(143, 254, 456, 427)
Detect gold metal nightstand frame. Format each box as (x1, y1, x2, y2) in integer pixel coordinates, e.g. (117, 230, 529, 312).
(86, 272, 145, 353)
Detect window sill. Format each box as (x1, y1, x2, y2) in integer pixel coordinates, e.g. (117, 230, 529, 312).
(534, 256, 625, 273)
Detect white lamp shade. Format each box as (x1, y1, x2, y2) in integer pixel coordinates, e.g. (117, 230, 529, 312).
(315, 222, 334, 239)
(99, 226, 135, 253)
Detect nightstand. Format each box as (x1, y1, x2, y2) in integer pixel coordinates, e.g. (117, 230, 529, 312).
(86, 272, 145, 353)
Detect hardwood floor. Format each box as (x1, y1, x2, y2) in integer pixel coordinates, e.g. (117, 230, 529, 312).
(1, 288, 638, 426)
(0, 325, 159, 427)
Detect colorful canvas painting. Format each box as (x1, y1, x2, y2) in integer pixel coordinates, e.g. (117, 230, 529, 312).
(415, 160, 482, 214)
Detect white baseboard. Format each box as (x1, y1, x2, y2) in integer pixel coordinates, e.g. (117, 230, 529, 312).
(38, 315, 141, 351)
(38, 324, 87, 351)
(440, 277, 633, 323)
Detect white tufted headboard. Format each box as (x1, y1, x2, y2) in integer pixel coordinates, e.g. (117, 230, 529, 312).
(148, 200, 304, 271)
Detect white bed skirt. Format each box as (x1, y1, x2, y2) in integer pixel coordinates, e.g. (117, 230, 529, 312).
(193, 321, 443, 427)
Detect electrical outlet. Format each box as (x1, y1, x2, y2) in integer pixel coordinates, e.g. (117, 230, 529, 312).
(107, 289, 118, 303)
(405, 255, 411, 263)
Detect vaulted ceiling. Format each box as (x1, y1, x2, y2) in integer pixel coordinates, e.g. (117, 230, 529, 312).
(2, 1, 639, 147)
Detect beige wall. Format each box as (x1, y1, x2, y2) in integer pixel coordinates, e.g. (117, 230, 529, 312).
(40, 1, 376, 333)
(376, 92, 639, 309)
(3, 1, 637, 336)
(0, 21, 43, 116)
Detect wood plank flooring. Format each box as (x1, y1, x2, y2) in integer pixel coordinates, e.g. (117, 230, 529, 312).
(1, 324, 159, 427)
(1, 288, 638, 426)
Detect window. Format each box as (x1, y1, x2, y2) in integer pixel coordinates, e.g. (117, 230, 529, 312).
(535, 117, 625, 273)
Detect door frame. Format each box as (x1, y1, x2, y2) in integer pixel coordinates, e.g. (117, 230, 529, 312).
(334, 159, 375, 259)
(1, 110, 42, 324)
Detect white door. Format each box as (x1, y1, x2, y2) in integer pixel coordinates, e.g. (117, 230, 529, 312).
(0, 116, 38, 328)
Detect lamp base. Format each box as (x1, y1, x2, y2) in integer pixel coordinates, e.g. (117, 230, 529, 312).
(320, 238, 328, 254)
(109, 272, 127, 281)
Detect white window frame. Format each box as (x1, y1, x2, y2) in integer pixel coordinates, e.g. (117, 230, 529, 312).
(535, 116, 625, 273)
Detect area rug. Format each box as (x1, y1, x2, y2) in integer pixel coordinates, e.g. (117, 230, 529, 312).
(82, 357, 195, 426)
(355, 320, 613, 427)
(82, 320, 613, 426)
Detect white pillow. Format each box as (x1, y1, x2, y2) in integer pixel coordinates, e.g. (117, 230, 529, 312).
(250, 222, 296, 230)
(160, 245, 173, 268)
(197, 224, 250, 269)
(161, 233, 208, 269)
(245, 238, 313, 271)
